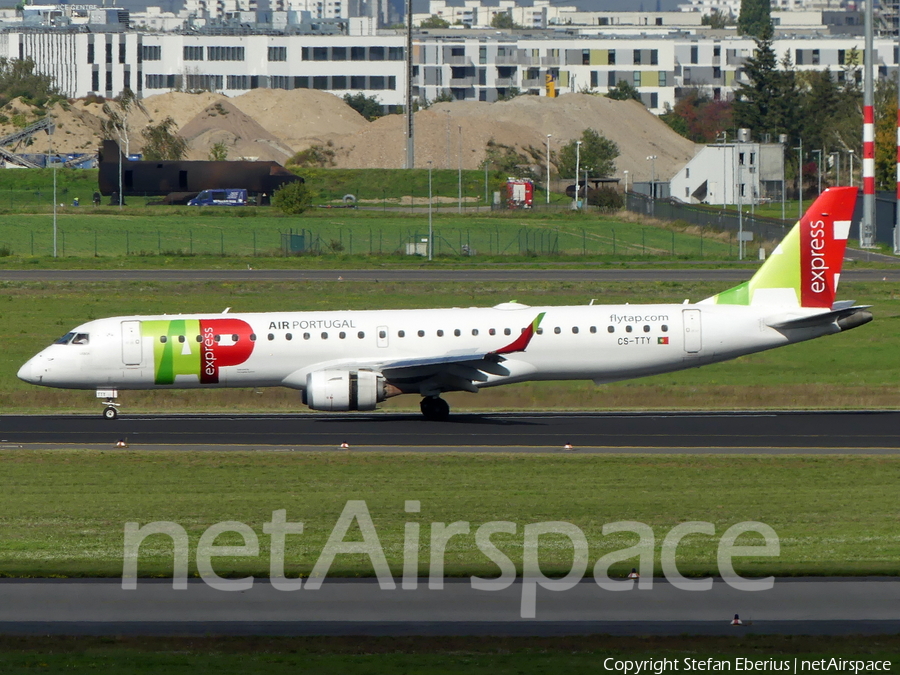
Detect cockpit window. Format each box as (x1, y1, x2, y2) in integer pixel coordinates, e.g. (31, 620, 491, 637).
(53, 332, 89, 345)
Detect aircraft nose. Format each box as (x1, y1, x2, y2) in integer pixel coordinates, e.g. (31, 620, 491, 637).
(17, 357, 39, 384)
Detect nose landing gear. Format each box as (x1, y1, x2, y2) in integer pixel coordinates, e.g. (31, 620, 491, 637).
(96, 389, 120, 420)
(420, 396, 450, 421)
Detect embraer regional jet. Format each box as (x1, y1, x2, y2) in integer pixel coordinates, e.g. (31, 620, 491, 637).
(18, 186, 871, 421)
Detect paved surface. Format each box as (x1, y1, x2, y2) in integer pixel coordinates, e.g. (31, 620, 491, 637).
(1, 268, 899, 282)
(0, 578, 897, 636)
(1, 411, 898, 451)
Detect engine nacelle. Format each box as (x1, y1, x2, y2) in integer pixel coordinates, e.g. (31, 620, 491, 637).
(304, 370, 385, 411)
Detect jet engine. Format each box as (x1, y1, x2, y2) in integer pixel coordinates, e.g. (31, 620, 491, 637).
(304, 370, 386, 411)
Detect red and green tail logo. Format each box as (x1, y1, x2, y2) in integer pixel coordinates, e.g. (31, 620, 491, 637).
(143, 318, 255, 384)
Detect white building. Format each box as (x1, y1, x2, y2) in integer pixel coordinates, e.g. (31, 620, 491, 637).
(670, 137, 785, 206)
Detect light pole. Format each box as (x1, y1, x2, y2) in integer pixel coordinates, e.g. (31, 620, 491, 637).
(545, 134, 552, 205)
(717, 131, 727, 209)
(427, 161, 433, 261)
(45, 121, 57, 257)
(457, 125, 462, 214)
(848, 149, 854, 187)
(574, 140, 582, 209)
(796, 139, 803, 221)
(623, 170, 629, 194)
(812, 149, 823, 195)
(830, 151, 840, 186)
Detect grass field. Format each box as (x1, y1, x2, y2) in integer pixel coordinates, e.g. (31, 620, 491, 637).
(1, 451, 899, 578)
(1, 636, 898, 674)
(1, 279, 895, 412)
(0, 206, 738, 260)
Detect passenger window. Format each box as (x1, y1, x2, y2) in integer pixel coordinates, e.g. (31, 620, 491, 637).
(489, 328, 496, 336)
(398, 330, 406, 338)
(160, 335, 167, 343)
(178, 335, 185, 343)
(572, 327, 579, 334)
(214, 335, 221, 342)
(196, 335, 202, 342)
(437, 330, 444, 337)
(250, 334, 256, 341)
(643, 325, 650, 333)
(536, 328, 543, 335)
(268, 333, 275, 341)
(303, 333, 310, 340)
(339, 332, 346, 339)
(321, 332, 328, 339)
(554, 327, 561, 334)
(661, 324, 668, 332)
(607, 326, 614, 333)
(454, 329, 461, 336)
(590, 326, 597, 334)
(626, 326, 633, 333)
(232, 334, 239, 341)
(504, 328, 511, 336)
(472, 329, 479, 336)
(377, 330, 385, 339)
(286, 333, 293, 340)
(418, 330, 425, 337)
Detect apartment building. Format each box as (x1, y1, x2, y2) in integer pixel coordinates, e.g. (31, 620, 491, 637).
(0, 24, 896, 115)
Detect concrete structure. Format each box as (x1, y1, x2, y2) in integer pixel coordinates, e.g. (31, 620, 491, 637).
(669, 137, 785, 206)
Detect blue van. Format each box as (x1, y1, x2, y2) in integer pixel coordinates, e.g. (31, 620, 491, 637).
(188, 189, 248, 207)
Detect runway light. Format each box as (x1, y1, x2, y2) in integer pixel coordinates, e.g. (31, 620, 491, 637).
(115, 439, 128, 448)
(340, 442, 350, 449)
(628, 568, 639, 579)
(731, 614, 743, 626)
(563, 443, 573, 450)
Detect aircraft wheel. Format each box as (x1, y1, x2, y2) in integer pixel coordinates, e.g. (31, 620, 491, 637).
(103, 406, 118, 420)
(420, 397, 450, 421)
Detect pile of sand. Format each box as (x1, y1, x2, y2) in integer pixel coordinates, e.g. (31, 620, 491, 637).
(0, 90, 697, 180)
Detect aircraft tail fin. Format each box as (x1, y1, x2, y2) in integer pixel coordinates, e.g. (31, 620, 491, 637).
(700, 186, 858, 309)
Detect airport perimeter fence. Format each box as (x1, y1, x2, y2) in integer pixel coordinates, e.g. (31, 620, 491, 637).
(4, 222, 732, 259)
(625, 192, 791, 246)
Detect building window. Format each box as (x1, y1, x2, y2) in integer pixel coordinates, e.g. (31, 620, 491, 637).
(332, 75, 347, 89)
(351, 75, 366, 89)
(633, 49, 641, 65)
(312, 47, 328, 61)
(106, 43, 112, 64)
(119, 42, 126, 64)
(690, 45, 698, 64)
(272, 75, 290, 89)
(650, 49, 658, 66)
(686, 168, 690, 178)
(87, 42, 94, 64)
(105, 71, 112, 91)
(608, 49, 616, 65)
(590, 70, 598, 88)
(185, 74, 223, 91)
(92, 70, 99, 91)
(351, 46, 366, 61)
(124, 70, 130, 89)
(207, 46, 245, 61)
(812, 49, 820, 66)
(369, 46, 385, 60)
(184, 45, 203, 61)
(227, 75, 250, 89)
(294, 76, 309, 89)
(268, 46, 287, 62)
(332, 47, 347, 60)
(633, 71, 641, 87)
(313, 75, 328, 89)
(796, 49, 804, 66)
(713, 66, 721, 79)
(650, 92, 658, 108)
(659, 71, 667, 87)
(371, 76, 385, 89)
(142, 45, 161, 61)
(389, 46, 404, 60)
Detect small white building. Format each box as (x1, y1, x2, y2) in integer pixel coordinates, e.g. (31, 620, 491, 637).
(670, 136, 785, 206)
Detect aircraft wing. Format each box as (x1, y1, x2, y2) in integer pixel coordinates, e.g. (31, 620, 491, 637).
(377, 312, 546, 396)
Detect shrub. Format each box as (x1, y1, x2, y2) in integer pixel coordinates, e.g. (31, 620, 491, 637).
(272, 181, 313, 215)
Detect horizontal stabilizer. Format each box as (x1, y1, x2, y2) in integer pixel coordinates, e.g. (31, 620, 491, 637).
(766, 306, 872, 330)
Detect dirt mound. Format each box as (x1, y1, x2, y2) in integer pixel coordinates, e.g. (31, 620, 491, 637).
(0, 91, 697, 181)
(179, 98, 295, 162)
(229, 89, 368, 151)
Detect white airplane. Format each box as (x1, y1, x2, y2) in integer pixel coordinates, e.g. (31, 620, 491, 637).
(18, 187, 871, 421)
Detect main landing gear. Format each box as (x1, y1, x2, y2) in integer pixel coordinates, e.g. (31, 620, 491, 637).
(420, 396, 450, 421)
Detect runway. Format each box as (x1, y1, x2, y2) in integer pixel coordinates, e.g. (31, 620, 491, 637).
(1, 267, 899, 282)
(1, 410, 898, 452)
(1, 578, 898, 637)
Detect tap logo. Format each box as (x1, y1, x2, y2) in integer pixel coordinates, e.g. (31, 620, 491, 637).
(142, 318, 255, 385)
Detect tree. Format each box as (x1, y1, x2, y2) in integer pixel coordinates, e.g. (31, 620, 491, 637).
(140, 116, 187, 161)
(661, 89, 733, 143)
(483, 139, 535, 180)
(490, 12, 520, 29)
(342, 92, 383, 121)
(556, 129, 619, 179)
(702, 9, 731, 29)
(0, 57, 59, 110)
(733, 34, 781, 136)
(605, 80, 642, 102)
(272, 180, 313, 214)
(419, 14, 450, 28)
(208, 141, 228, 161)
(738, 0, 772, 39)
(101, 87, 143, 156)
